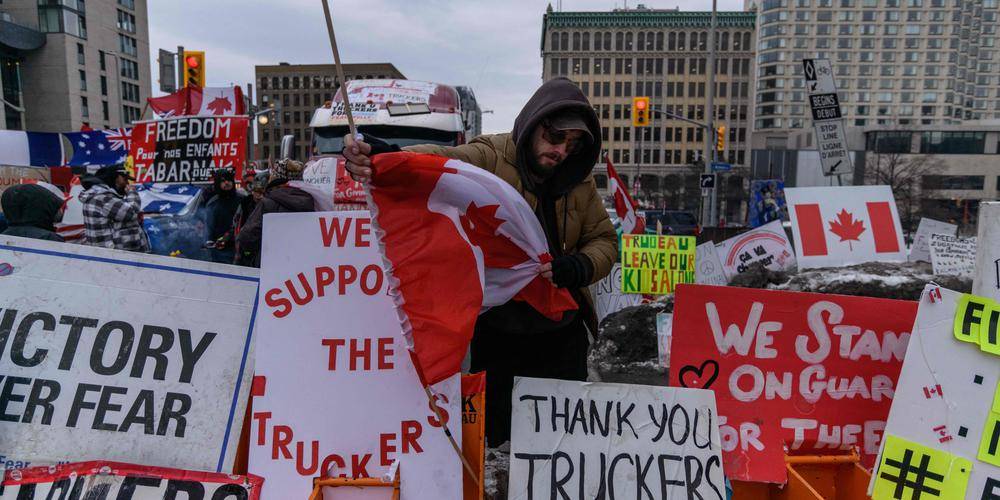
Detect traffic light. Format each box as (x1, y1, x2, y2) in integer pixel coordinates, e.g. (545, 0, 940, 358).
(715, 125, 726, 152)
(632, 96, 650, 127)
(182, 50, 205, 88)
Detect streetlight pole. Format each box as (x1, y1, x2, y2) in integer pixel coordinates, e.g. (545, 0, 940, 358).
(703, 0, 719, 226)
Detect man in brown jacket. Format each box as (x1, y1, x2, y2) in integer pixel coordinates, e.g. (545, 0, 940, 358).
(344, 77, 617, 445)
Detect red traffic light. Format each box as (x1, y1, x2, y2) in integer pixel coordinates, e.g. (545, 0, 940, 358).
(185, 56, 200, 69)
(635, 99, 648, 110)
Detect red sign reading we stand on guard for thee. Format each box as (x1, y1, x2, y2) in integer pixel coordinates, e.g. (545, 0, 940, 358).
(669, 284, 918, 483)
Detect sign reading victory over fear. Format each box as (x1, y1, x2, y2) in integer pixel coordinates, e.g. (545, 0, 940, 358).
(509, 377, 725, 500)
(670, 284, 918, 483)
(130, 116, 248, 184)
(0, 236, 258, 473)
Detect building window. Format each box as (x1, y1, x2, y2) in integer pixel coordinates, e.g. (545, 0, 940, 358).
(99, 50, 106, 71)
(121, 82, 140, 103)
(117, 9, 136, 33)
(920, 131, 987, 153)
(102, 100, 109, 121)
(922, 175, 984, 190)
(79, 70, 87, 91)
(120, 58, 139, 80)
(81, 96, 89, 118)
(866, 131, 912, 152)
(77, 43, 85, 65)
(118, 0, 136, 9)
(118, 34, 137, 57)
(39, 0, 87, 38)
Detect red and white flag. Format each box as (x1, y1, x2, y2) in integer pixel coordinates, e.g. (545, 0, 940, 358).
(605, 155, 645, 234)
(368, 152, 578, 386)
(147, 85, 246, 118)
(785, 185, 906, 269)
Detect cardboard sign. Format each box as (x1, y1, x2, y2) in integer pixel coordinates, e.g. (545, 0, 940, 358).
(302, 157, 367, 207)
(973, 202, 1000, 302)
(130, 116, 248, 184)
(695, 242, 728, 286)
(669, 284, 918, 483)
(250, 212, 462, 499)
(509, 377, 725, 499)
(620, 234, 695, 295)
(871, 286, 1000, 499)
(0, 461, 263, 499)
(589, 264, 643, 324)
(715, 220, 796, 281)
(909, 218, 958, 263)
(461, 374, 485, 500)
(786, 185, 906, 269)
(930, 234, 976, 278)
(748, 179, 788, 229)
(0, 166, 49, 199)
(0, 236, 258, 473)
(657, 312, 673, 369)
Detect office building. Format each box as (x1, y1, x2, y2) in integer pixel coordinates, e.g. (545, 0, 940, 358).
(541, 5, 756, 219)
(0, 0, 151, 131)
(254, 62, 405, 162)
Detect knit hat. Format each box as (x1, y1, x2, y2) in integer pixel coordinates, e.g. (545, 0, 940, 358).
(270, 159, 304, 181)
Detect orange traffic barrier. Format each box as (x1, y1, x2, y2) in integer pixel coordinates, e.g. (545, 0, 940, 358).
(308, 467, 400, 500)
(731, 451, 872, 499)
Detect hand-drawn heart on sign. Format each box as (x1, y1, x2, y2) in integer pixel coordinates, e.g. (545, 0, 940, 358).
(678, 359, 719, 389)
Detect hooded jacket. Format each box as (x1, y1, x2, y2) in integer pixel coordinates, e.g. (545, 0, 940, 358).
(0, 184, 64, 242)
(203, 174, 245, 242)
(406, 78, 617, 333)
(236, 179, 316, 267)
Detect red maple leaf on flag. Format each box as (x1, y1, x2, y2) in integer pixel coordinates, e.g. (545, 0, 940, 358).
(206, 96, 233, 115)
(459, 202, 532, 269)
(828, 208, 866, 250)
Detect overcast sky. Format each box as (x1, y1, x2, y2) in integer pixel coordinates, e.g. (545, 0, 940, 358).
(149, 0, 745, 134)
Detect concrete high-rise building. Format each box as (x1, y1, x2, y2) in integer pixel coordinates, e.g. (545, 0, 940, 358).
(541, 5, 756, 219)
(749, 0, 1000, 144)
(254, 62, 405, 162)
(0, 0, 151, 131)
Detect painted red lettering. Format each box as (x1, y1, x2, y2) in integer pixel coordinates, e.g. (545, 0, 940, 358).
(355, 218, 371, 247)
(338, 266, 358, 294)
(272, 425, 293, 460)
(350, 339, 372, 371)
(377, 338, 394, 369)
(402, 420, 423, 453)
(322, 339, 346, 370)
(315, 266, 334, 297)
(264, 289, 291, 318)
(319, 217, 352, 247)
(253, 411, 272, 445)
(380, 432, 397, 466)
(360, 264, 383, 295)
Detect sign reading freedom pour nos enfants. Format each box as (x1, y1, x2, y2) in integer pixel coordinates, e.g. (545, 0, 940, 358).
(621, 234, 695, 295)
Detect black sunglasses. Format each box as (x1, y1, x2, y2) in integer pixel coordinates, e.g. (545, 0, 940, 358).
(540, 121, 586, 154)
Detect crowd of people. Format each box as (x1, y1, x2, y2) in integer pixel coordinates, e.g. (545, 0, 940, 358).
(0, 158, 319, 269)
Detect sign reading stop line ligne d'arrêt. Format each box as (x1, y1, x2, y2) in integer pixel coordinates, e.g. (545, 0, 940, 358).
(621, 234, 696, 295)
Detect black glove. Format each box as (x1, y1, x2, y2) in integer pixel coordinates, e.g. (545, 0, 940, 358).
(341, 133, 401, 156)
(550, 254, 594, 289)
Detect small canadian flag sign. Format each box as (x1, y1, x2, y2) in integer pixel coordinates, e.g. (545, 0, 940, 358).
(786, 185, 906, 269)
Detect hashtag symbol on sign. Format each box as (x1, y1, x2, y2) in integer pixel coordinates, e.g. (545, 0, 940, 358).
(879, 449, 945, 499)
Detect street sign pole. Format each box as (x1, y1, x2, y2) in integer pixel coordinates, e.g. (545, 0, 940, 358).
(704, 0, 719, 226)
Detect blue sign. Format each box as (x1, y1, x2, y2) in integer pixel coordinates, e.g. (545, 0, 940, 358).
(711, 162, 732, 172)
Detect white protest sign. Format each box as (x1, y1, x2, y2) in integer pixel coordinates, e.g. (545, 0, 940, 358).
(930, 234, 976, 278)
(590, 264, 642, 325)
(786, 185, 906, 269)
(909, 218, 957, 263)
(695, 242, 728, 285)
(657, 313, 673, 369)
(509, 377, 724, 499)
(974, 202, 1000, 302)
(714, 220, 796, 281)
(871, 286, 1000, 499)
(251, 212, 462, 499)
(0, 236, 258, 473)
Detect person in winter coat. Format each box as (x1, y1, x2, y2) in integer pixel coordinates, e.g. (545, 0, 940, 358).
(202, 168, 245, 263)
(0, 184, 65, 242)
(79, 164, 150, 252)
(232, 170, 268, 266)
(344, 77, 617, 446)
(237, 159, 316, 267)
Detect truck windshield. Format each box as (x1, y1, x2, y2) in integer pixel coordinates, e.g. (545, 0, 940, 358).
(313, 125, 460, 155)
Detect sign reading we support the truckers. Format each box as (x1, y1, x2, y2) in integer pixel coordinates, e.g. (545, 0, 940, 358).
(130, 116, 248, 184)
(871, 286, 1000, 499)
(0, 235, 258, 473)
(803, 59, 853, 177)
(620, 234, 695, 295)
(509, 377, 725, 499)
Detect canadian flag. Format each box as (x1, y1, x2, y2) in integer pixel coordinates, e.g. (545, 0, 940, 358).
(785, 185, 906, 269)
(368, 152, 578, 386)
(147, 85, 246, 118)
(606, 155, 646, 234)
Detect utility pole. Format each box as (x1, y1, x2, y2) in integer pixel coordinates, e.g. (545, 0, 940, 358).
(703, 0, 719, 226)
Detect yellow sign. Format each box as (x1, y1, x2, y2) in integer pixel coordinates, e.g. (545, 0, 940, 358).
(873, 434, 972, 500)
(620, 234, 695, 295)
(953, 293, 1000, 355)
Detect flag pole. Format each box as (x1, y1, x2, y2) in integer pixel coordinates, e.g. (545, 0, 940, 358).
(318, 0, 481, 489)
(320, 0, 358, 139)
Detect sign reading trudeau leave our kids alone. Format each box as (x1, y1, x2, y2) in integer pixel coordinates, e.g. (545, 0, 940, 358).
(621, 234, 695, 295)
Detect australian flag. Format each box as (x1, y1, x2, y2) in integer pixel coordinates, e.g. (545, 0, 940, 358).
(65, 128, 132, 167)
(136, 183, 202, 215)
